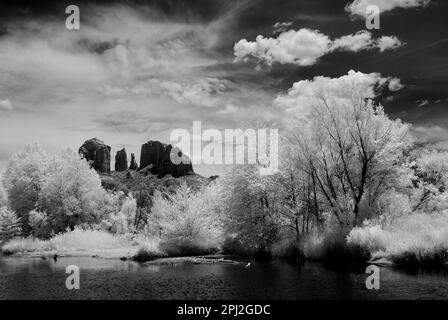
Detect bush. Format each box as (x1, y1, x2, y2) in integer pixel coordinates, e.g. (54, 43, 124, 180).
(148, 182, 224, 254)
(347, 211, 448, 266)
(133, 237, 166, 262)
(28, 210, 51, 239)
(2, 145, 56, 233)
(301, 229, 370, 264)
(159, 238, 218, 257)
(271, 238, 304, 260)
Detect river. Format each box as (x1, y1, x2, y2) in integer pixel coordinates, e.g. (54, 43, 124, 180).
(1, 256, 447, 299)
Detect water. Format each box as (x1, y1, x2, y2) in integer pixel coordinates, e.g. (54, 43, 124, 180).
(1, 256, 447, 299)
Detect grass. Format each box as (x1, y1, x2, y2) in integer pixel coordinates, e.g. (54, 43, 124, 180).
(1, 228, 131, 256)
(50, 228, 125, 250)
(347, 211, 448, 267)
(2, 237, 55, 255)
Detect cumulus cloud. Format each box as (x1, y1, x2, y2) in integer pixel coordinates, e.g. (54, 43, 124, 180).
(388, 77, 404, 91)
(234, 29, 331, 66)
(234, 29, 403, 66)
(377, 36, 404, 52)
(346, 0, 431, 18)
(331, 31, 402, 52)
(331, 31, 375, 52)
(274, 70, 400, 113)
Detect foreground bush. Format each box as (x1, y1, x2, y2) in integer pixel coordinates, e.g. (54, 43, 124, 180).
(347, 211, 448, 267)
(132, 237, 166, 262)
(301, 229, 370, 264)
(148, 182, 224, 255)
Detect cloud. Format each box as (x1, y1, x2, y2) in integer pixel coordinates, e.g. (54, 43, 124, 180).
(331, 30, 375, 52)
(388, 77, 403, 91)
(0, 99, 12, 112)
(234, 29, 403, 66)
(234, 29, 331, 66)
(346, 0, 431, 18)
(331, 31, 402, 52)
(376, 36, 404, 52)
(274, 70, 399, 113)
(416, 99, 429, 107)
(273, 21, 293, 34)
(97, 77, 231, 108)
(411, 125, 448, 150)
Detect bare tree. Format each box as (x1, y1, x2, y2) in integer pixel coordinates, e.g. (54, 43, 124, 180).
(287, 95, 409, 227)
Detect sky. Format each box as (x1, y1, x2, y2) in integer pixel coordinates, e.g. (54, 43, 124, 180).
(0, 0, 447, 176)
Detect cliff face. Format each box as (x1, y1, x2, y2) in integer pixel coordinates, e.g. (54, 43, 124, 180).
(115, 148, 128, 172)
(139, 141, 194, 178)
(79, 138, 194, 178)
(79, 138, 111, 174)
(129, 153, 138, 170)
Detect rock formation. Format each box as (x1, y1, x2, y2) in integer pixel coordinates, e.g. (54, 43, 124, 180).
(129, 153, 138, 170)
(79, 138, 111, 174)
(115, 148, 128, 172)
(139, 141, 194, 178)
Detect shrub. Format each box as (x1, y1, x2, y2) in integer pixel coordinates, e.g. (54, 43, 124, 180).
(159, 238, 218, 257)
(271, 238, 304, 260)
(28, 210, 51, 239)
(148, 182, 224, 255)
(133, 237, 166, 262)
(347, 211, 448, 266)
(302, 228, 370, 264)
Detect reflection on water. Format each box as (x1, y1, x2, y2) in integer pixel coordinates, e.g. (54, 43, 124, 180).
(0, 256, 447, 300)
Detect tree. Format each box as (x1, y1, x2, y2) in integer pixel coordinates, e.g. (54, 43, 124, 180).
(2, 144, 56, 233)
(38, 150, 114, 233)
(221, 164, 281, 253)
(277, 145, 323, 239)
(287, 95, 409, 228)
(0, 180, 7, 207)
(28, 210, 51, 239)
(0, 207, 22, 241)
(410, 150, 448, 213)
